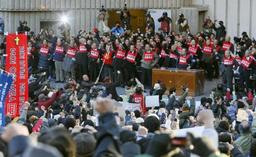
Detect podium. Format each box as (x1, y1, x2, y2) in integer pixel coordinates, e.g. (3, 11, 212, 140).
(152, 69, 205, 96)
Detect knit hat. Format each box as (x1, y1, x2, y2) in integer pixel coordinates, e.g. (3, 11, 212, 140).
(73, 133, 96, 157)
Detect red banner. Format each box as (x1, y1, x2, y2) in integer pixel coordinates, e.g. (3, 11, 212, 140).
(5, 34, 28, 117)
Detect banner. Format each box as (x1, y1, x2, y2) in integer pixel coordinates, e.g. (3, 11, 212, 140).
(5, 34, 28, 117)
(0, 71, 14, 126)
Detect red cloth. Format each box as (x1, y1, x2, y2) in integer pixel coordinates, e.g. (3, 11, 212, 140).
(67, 47, 77, 58)
(115, 48, 126, 59)
(32, 118, 43, 132)
(179, 55, 189, 65)
(103, 51, 113, 65)
(241, 56, 253, 70)
(202, 44, 213, 55)
(143, 51, 154, 62)
(37, 91, 61, 109)
(79, 44, 87, 53)
(188, 44, 199, 56)
(226, 91, 232, 101)
(247, 91, 254, 102)
(223, 56, 234, 65)
(89, 49, 100, 59)
(132, 93, 146, 115)
(40, 45, 49, 55)
(126, 51, 137, 63)
(222, 41, 233, 52)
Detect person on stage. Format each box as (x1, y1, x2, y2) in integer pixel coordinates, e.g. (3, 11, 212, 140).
(63, 38, 77, 80)
(113, 40, 126, 84)
(102, 43, 114, 81)
(202, 39, 214, 80)
(53, 38, 65, 83)
(169, 45, 179, 68)
(76, 38, 89, 80)
(88, 42, 100, 82)
(177, 48, 190, 70)
(188, 39, 201, 69)
(222, 50, 235, 91)
(38, 39, 50, 75)
(239, 50, 254, 92)
(140, 43, 159, 88)
(124, 44, 138, 83)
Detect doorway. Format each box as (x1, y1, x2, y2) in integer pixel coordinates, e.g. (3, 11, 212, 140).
(107, 9, 147, 32)
(198, 11, 206, 32)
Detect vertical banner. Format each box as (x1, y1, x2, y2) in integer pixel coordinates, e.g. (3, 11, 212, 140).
(0, 72, 14, 126)
(5, 34, 28, 117)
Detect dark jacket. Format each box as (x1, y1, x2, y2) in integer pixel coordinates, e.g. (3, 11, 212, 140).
(8, 136, 62, 157)
(94, 112, 121, 157)
(38, 53, 49, 69)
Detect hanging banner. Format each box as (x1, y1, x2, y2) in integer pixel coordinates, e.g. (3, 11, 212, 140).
(5, 34, 28, 117)
(0, 71, 14, 126)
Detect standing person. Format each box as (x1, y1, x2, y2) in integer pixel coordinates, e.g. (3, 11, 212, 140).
(76, 38, 89, 80)
(146, 13, 155, 35)
(140, 44, 159, 88)
(113, 40, 126, 84)
(124, 44, 138, 83)
(102, 43, 114, 80)
(129, 87, 146, 115)
(158, 41, 169, 68)
(63, 38, 77, 80)
(239, 50, 254, 91)
(222, 36, 234, 53)
(202, 39, 214, 80)
(222, 50, 235, 91)
(88, 42, 100, 82)
(214, 21, 226, 41)
(27, 40, 38, 73)
(158, 12, 172, 35)
(197, 109, 219, 150)
(38, 39, 50, 75)
(212, 39, 221, 78)
(176, 14, 190, 34)
(169, 45, 179, 68)
(188, 39, 201, 69)
(177, 48, 190, 70)
(53, 38, 65, 83)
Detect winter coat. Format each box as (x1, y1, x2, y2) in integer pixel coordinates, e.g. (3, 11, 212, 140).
(38, 54, 49, 69)
(8, 136, 62, 157)
(94, 113, 122, 157)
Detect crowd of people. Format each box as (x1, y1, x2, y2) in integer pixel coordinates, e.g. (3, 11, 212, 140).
(0, 9, 256, 157)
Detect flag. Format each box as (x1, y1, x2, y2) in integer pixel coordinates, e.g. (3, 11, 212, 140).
(0, 71, 14, 126)
(5, 34, 28, 117)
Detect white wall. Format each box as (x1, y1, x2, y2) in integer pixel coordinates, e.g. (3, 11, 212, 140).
(192, 0, 256, 38)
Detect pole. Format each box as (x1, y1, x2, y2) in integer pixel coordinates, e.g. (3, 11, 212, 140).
(95, 62, 105, 84)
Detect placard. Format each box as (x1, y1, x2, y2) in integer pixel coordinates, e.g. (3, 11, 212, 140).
(145, 95, 159, 108)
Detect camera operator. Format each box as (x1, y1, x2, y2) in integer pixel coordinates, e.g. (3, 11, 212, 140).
(213, 21, 226, 41)
(17, 21, 31, 34)
(158, 12, 172, 35)
(176, 14, 189, 34)
(146, 13, 155, 36)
